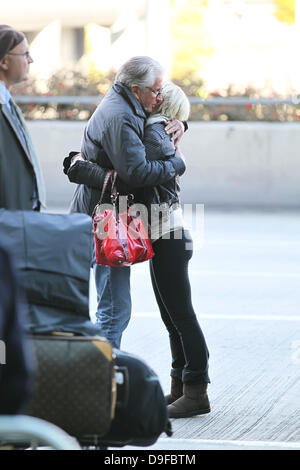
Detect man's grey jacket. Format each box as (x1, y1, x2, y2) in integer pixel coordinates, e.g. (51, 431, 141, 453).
(69, 81, 186, 216)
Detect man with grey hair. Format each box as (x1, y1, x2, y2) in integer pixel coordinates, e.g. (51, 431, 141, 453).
(67, 56, 186, 349)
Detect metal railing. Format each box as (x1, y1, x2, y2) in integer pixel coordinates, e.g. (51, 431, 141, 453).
(15, 95, 102, 105)
(14, 95, 300, 106)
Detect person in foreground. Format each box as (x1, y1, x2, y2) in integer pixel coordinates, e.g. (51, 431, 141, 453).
(142, 81, 210, 419)
(0, 25, 46, 210)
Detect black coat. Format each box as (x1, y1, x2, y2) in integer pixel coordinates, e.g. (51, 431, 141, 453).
(67, 82, 185, 216)
(0, 100, 37, 210)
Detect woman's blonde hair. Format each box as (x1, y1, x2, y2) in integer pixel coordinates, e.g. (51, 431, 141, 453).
(157, 81, 190, 121)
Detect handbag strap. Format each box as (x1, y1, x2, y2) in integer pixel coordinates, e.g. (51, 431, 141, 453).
(110, 170, 118, 204)
(98, 170, 118, 206)
(92, 169, 117, 217)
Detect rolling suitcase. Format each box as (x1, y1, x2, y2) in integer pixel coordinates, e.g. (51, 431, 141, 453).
(29, 334, 117, 446)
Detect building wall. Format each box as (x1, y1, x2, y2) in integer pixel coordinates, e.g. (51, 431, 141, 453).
(2, 0, 171, 78)
(27, 120, 300, 211)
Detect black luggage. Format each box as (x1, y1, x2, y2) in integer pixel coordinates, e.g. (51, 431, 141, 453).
(0, 210, 100, 336)
(101, 350, 172, 447)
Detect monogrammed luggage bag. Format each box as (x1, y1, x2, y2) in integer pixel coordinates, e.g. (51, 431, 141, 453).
(29, 334, 116, 446)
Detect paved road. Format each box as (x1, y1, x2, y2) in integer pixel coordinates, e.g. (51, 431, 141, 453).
(89, 209, 300, 450)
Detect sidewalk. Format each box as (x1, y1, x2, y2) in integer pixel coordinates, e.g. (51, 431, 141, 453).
(89, 209, 300, 450)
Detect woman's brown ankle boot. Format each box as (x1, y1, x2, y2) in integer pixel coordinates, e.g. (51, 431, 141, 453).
(167, 383, 211, 418)
(165, 376, 183, 405)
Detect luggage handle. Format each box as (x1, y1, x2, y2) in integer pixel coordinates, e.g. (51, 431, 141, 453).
(114, 366, 129, 409)
(30, 334, 109, 342)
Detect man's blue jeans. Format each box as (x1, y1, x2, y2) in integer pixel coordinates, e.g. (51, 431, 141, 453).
(93, 264, 131, 349)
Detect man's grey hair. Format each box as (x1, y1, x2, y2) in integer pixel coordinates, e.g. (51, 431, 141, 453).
(116, 56, 164, 89)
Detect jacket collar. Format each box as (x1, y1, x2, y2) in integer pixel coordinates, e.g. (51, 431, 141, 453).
(113, 81, 148, 119)
(146, 113, 168, 127)
(0, 85, 31, 160)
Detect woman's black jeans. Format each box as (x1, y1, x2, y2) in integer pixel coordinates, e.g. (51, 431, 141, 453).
(149, 229, 210, 385)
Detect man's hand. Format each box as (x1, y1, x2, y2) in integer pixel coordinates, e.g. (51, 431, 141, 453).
(165, 119, 184, 144)
(175, 145, 186, 165)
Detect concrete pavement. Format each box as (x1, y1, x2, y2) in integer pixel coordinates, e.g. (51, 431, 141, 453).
(89, 209, 300, 450)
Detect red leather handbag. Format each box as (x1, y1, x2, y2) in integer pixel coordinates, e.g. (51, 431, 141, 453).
(93, 170, 154, 267)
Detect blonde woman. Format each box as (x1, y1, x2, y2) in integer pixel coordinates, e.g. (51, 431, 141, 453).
(142, 82, 211, 418)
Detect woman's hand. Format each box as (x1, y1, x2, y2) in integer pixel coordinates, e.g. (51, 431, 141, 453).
(165, 119, 185, 145)
(70, 153, 85, 167)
